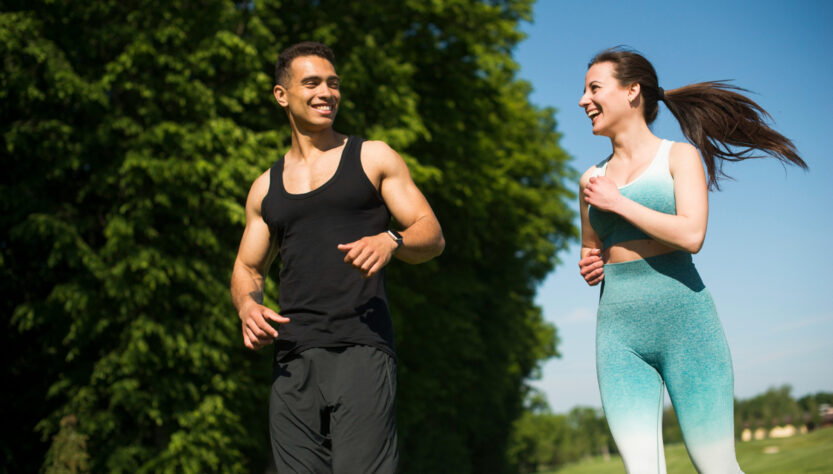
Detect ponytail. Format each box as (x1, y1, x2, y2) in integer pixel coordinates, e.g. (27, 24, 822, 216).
(590, 47, 807, 189)
(663, 81, 806, 189)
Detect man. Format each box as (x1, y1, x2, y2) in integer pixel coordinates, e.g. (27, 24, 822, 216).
(230, 42, 444, 473)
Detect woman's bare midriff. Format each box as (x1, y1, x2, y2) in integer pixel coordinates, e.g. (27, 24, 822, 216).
(603, 239, 679, 264)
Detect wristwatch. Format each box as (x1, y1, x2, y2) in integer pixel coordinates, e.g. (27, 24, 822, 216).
(386, 229, 403, 250)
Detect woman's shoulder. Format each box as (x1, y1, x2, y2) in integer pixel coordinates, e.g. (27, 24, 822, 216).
(665, 141, 706, 181)
(667, 140, 697, 155)
(667, 141, 701, 168)
(580, 155, 611, 187)
(580, 165, 598, 188)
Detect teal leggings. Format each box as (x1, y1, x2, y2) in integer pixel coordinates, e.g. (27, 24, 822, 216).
(597, 252, 743, 473)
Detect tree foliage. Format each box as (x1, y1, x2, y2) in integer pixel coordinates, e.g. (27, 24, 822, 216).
(507, 395, 615, 474)
(797, 391, 833, 429)
(44, 415, 91, 474)
(506, 387, 833, 473)
(733, 385, 833, 435)
(1, 1, 575, 472)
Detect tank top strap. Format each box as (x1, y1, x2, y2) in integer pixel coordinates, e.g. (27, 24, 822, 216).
(338, 136, 377, 198)
(655, 139, 673, 173)
(273, 155, 285, 188)
(592, 155, 611, 178)
(340, 135, 364, 174)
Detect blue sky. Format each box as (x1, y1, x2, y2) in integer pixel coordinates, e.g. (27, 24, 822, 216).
(515, 0, 833, 412)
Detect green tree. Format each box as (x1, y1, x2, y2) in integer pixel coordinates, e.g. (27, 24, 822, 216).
(567, 406, 614, 459)
(734, 385, 802, 437)
(1, 1, 574, 472)
(507, 393, 575, 474)
(2, 3, 281, 471)
(507, 410, 574, 473)
(797, 392, 833, 430)
(507, 394, 617, 473)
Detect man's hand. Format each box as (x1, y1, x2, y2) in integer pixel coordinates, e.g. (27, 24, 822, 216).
(238, 302, 290, 350)
(337, 232, 398, 278)
(579, 248, 605, 286)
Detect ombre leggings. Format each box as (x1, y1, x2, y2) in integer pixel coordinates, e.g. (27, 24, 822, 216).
(596, 251, 743, 473)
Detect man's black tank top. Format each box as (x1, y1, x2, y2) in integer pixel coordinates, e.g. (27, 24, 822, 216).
(261, 136, 394, 361)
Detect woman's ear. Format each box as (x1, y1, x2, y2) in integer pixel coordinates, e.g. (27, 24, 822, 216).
(628, 82, 641, 103)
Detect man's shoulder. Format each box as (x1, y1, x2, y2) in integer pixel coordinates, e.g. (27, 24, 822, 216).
(360, 139, 397, 158)
(357, 139, 405, 179)
(249, 168, 273, 204)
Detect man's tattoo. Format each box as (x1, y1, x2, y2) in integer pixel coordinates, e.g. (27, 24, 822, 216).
(249, 277, 264, 304)
(249, 289, 263, 304)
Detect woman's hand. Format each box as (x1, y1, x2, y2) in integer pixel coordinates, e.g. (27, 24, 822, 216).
(583, 176, 622, 213)
(579, 248, 605, 286)
(578, 166, 606, 287)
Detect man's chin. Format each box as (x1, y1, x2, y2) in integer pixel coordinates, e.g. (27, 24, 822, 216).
(309, 121, 335, 133)
(294, 117, 336, 134)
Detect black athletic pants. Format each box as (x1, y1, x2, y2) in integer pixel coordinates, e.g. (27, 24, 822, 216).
(269, 345, 398, 473)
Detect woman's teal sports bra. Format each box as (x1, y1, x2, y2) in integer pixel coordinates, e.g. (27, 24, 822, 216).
(588, 140, 676, 249)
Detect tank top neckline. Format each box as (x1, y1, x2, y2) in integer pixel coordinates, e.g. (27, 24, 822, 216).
(279, 136, 353, 200)
(598, 139, 670, 190)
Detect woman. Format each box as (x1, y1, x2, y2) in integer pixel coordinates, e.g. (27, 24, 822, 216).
(577, 47, 806, 473)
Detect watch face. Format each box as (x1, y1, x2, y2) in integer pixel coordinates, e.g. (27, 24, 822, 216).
(388, 229, 403, 246)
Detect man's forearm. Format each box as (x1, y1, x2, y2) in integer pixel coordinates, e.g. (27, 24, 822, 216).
(395, 215, 445, 264)
(230, 260, 265, 314)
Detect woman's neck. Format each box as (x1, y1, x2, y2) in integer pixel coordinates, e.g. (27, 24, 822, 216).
(608, 120, 660, 163)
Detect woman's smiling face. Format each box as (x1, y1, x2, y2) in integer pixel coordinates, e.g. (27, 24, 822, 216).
(579, 61, 637, 137)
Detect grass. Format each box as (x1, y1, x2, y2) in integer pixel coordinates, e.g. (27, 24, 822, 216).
(541, 427, 833, 474)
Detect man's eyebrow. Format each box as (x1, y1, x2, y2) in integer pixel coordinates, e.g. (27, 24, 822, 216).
(300, 74, 340, 82)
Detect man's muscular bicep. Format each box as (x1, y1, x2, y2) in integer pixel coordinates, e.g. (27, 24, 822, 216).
(237, 171, 277, 274)
(363, 141, 435, 227)
(237, 217, 277, 278)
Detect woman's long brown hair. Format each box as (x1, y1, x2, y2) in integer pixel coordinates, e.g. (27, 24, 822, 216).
(590, 47, 807, 189)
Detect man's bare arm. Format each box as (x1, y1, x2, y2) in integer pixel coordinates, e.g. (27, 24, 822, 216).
(230, 171, 290, 350)
(337, 141, 444, 277)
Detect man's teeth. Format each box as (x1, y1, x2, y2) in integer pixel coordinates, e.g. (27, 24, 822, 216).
(314, 105, 332, 111)
(587, 110, 599, 119)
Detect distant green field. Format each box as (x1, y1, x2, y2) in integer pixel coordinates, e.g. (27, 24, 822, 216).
(541, 427, 833, 474)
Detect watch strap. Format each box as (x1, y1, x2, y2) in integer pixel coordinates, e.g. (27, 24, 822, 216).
(387, 229, 403, 249)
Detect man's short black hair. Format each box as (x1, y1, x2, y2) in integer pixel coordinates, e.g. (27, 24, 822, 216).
(275, 42, 335, 86)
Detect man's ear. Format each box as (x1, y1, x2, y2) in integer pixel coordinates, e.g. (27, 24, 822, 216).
(274, 84, 288, 107)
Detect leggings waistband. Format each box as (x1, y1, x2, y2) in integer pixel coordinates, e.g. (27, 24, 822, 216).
(603, 250, 694, 276)
(600, 251, 706, 302)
